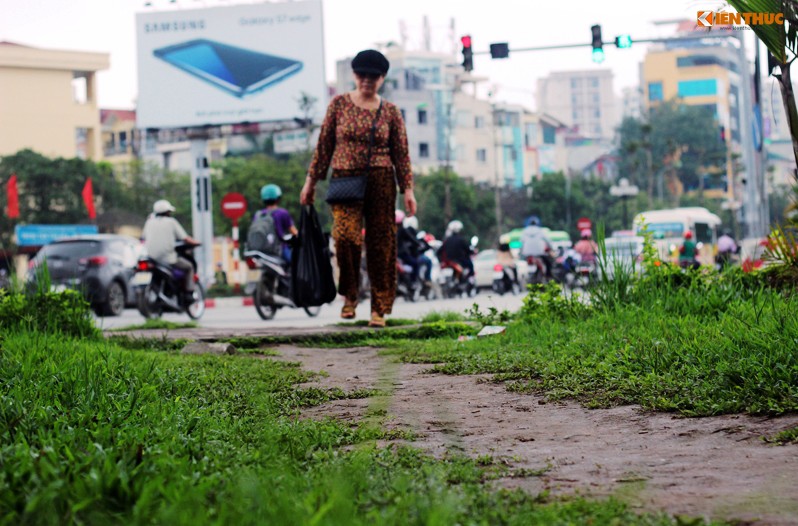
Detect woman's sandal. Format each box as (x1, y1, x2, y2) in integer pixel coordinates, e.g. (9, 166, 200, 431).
(368, 312, 386, 328)
(341, 300, 357, 319)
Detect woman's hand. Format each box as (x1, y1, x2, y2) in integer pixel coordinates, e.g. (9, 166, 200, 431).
(300, 177, 316, 205)
(403, 188, 417, 217)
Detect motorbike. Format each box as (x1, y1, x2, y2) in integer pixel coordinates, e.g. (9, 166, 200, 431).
(572, 260, 596, 289)
(134, 242, 206, 320)
(439, 236, 478, 299)
(396, 260, 422, 302)
(243, 247, 321, 320)
(439, 259, 477, 298)
(524, 254, 550, 285)
(491, 264, 521, 295)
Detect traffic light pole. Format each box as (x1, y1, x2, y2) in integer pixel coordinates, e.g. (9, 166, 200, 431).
(471, 33, 733, 56)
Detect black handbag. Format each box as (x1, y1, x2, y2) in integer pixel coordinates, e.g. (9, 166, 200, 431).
(291, 205, 337, 307)
(325, 100, 383, 205)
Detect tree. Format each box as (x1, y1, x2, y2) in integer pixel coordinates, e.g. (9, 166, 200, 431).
(616, 101, 726, 206)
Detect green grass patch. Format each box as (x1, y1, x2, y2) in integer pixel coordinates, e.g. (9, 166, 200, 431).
(766, 426, 798, 445)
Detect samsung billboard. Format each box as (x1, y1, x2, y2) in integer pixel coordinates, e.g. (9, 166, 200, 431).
(136, 0, 326, 129)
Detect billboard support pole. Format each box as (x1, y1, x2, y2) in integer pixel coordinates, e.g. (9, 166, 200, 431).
(189, 138, 214, 287)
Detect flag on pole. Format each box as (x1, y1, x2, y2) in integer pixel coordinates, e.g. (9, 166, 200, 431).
(6, 173, 19, 219)
(82, 178, 96, 219)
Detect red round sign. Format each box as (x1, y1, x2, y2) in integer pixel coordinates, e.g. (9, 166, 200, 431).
(576, 217, 592, 230)
(221, 192, 247, 221)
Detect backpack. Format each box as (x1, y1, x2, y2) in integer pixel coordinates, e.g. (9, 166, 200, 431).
(247, 210, 281, 256)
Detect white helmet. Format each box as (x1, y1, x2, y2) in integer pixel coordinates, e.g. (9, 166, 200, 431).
(447, 220, 463, 234)
(153, 199, 176, 214)
(403, 216, 418, 230)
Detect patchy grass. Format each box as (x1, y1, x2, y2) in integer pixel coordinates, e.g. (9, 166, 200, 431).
(109, 319, 199, 332)
(0, 328, 689, 525)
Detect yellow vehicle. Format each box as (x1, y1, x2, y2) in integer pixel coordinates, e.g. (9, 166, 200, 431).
(633, 207, 722, 264)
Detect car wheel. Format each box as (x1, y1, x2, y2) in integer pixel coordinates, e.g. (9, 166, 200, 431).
(100, 281, 126, 317)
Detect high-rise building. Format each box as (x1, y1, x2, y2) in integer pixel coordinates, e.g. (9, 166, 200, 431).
(536, 69, 618, 141)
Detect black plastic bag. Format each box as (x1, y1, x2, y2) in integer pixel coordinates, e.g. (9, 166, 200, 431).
(292, 205, 337, 307)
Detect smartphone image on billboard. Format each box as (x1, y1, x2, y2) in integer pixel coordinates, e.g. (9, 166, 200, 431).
(153, 39, 303, 99)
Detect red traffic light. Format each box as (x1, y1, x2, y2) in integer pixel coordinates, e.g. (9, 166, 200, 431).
(461, 35, 472, 48)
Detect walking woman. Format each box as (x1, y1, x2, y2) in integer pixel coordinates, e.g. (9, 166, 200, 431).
(300, 49, 415, 328)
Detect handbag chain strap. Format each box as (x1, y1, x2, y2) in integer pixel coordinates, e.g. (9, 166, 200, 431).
(364, 100, 383, 173)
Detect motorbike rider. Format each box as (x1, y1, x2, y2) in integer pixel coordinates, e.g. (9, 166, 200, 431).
(520, 216, 554, 278)
(496, 235, 519, 287)
(679, 230, 699, 269)
(716, 229, 738, 268)
(141, 199, 200, 301)
(397, 213, 432, 285)
(438, 219, 474, 279)
(253, 184, 298, 263)
(573, 229, 598, 264)
(438, 220, 474, 278)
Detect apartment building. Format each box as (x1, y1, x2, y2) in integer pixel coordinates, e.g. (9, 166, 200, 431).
(0, 41, 109, 160)
(537, 69, 619, 141)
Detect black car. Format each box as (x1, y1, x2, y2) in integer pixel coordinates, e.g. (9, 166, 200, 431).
(29, 234, 142, 316)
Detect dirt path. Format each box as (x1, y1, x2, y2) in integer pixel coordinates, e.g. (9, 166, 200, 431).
(267, 345, 798, 525)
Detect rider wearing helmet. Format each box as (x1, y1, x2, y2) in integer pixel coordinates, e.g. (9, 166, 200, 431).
(679, 230, 698, 269)
(253, 184, 298, 262)
(573, 229, 598, 264)
(519, 215, 554, 278)
(142, 199, 200, 298)
(397, 213, 432, 283)
(438, 219, 474, 276)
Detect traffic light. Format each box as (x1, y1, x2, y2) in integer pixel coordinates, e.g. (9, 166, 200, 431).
(461, 35, 473, 72)
(614, 35, 632, 49)
(490, 42, 509, 59)
(591, 24, 604, 63)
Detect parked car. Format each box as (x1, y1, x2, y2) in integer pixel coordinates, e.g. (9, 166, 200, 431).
(598, 235, 645, 280)
(472, 249, 528, 291)
(28, 234, 141, 316)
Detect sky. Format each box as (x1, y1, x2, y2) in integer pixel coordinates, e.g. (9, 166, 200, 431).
(0, 0, 750, 110)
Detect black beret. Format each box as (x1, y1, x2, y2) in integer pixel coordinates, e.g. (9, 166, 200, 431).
(351, 49, 389, 76)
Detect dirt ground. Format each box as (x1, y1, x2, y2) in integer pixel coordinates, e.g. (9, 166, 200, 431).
(266, 345, 798, 525)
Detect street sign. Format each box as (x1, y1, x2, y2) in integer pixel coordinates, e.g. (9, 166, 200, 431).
(221, 192, 247, 221)
(576, 217, 592, 230)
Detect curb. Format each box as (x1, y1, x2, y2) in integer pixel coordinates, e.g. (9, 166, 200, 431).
(204, 296, 253, 309)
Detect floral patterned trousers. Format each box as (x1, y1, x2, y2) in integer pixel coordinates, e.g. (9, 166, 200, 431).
(331, 167, 397, 316)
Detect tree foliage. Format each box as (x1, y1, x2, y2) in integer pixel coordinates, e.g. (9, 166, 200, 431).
(617, 101, 727, 206)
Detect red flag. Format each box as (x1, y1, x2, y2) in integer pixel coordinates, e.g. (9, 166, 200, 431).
(6, 174, 19, 219)
(82, 178, 96, 220)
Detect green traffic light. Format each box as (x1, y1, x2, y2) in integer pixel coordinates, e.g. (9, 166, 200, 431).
(615, 35, 632, 49)
(592, 48, 605, 63)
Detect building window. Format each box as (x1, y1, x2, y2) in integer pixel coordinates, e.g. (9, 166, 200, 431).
(589, 77, 599, 88)
(593, 124, 602, 134)
(475, 115, 485, 128)
(542, 125, 556, 145)
(419, 143, 429, 158)
(418, 109, 428, 124)
(572, 109, 581, 121)
(678, 79, 717, 97)
(400, 109, 406, 122)
(594, 108, 601, 118)
(571, 78, 582, 89)
(648, 82, 664, 102)
(591, 92, 600, 104)
(476, 148, 487, 162)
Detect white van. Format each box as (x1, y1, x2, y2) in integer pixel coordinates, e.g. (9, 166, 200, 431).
(633, 207, 722, 263)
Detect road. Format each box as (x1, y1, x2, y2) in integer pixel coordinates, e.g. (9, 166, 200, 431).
(96, 291, 528, 331)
